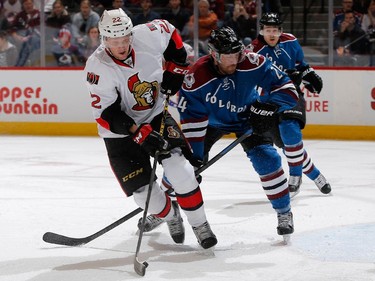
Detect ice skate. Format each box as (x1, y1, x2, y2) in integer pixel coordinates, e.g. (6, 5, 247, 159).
(314, 173, 331, 194)
(288, 176, 302, 198)
(138, 215, 164, 232)
(277, 211, 294, 243)
(166, 201, 185, 244)
(192, 221, 217, 249)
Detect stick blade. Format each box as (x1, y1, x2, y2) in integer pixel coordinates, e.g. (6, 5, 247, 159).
(134, 257, 148, 276)
(42, 232, 86, 246)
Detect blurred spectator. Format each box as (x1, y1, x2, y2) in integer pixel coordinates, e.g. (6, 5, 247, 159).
(45, 0, 72, 61)
(208, 0, 224, 26)
(61, 0, 80, 13)
(262, 0, 283, 14)
(125, 0, 140, 8)
(0, 30, 17, 66)
(353, 0, 371, 13)
(161, 0, 191, 33)
(9, 0, 41, 66)
(0, 6, 11, 31)
(334, 0, 363, 33)
(110, 0, 133, 21)
(361, 0, 375, 32)
(42, 0, 58, 14)
(152, 0, 168, 7)
(223, 0, 256, 43)
(79, 25, 100, 61)
(181, 0, 192, 12)
(51, 26, 85, 66)
(133, 0, 160, 25)
(334, 10, 370, 65)
(184, 0, 217, 41)
(2, 0, 21, 23)
(46, 0, 71, 29)
(71, 0, 100, 45)
(244, 0, 257, 19)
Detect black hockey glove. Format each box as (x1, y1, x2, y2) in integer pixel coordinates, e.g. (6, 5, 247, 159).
(240, 100, 279, 135)
(301, 66, 323, 94)
(285, 69, 302, 87)
(132, 124, 170, 157)
(160, 61, 189, 96)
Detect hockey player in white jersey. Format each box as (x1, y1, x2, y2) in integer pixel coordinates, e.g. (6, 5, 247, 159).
(84, 8, 217, 249)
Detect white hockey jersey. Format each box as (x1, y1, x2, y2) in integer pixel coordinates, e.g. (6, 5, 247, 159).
(84, 20, 178, 138)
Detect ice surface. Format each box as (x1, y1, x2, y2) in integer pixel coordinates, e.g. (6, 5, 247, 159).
(1, 136, 374, 281)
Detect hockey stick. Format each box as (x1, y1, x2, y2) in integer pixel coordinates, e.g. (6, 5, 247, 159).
(134, 98, 169, 276)
(42, 207, 143, 246)
(195, 130, 252, 175)
(42, 131, 252, 247)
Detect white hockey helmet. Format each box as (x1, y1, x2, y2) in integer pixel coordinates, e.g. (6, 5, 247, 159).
(98, 8, 133, 38)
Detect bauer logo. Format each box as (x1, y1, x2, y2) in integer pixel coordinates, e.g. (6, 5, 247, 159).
(0, 86, 58, 115)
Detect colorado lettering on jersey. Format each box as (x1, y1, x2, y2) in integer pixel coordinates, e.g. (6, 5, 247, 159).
(206, 92, 246, 113)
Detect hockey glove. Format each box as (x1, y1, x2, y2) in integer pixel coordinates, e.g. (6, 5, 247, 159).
(132, 124, 170, 157)
(160, 61, 189, 96)
(242, 100, 279, 135)
(285, 69, 302, 87)
(301, 67, 323, 94)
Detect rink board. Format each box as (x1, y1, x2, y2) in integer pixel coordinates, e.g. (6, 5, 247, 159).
(0, 67, 374, 140)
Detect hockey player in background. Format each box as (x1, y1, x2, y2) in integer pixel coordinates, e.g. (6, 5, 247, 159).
(249, 13, 331, 197)
(141, 26, 297, 241)
(84, 8, 217, 249)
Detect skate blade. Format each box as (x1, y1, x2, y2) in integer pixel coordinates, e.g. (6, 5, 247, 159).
(198, 246, 216, 256)
(282, 234, 291, 245)
(134, 257, 148, 276)
(289, 189, 300, 199)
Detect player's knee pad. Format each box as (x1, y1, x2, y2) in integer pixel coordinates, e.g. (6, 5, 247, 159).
(133, 182, 167, 214)
(247, 144, 282, 175)
(162, 150, 197, 194)
(280, 97, 306, 129)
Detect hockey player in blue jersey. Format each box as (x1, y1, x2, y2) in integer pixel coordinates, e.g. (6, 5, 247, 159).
(250, 13, 331, 197)
(140, 26, 298, 240)
(178, 26, 298, 240)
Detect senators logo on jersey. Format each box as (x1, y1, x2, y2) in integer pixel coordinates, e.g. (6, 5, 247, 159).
(87, 72, 100, 85)
(128, 73, 158, 110)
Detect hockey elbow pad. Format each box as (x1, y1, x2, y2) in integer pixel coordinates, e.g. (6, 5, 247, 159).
(301, 67, 323, 94)
(160, 61, 189, 96)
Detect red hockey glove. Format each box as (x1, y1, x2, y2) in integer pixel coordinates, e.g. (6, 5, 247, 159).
(132, 124, 170, 157)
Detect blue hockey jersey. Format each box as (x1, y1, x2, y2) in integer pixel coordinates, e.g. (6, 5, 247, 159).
(250, 33, 308, 72)
(177, 51, 298, 159)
